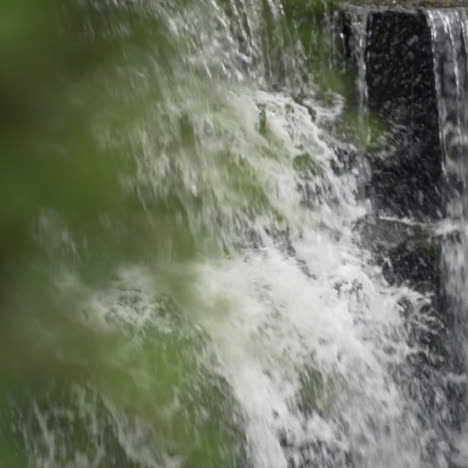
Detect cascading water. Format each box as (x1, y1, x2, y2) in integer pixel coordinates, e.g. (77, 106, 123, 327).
(344, 5, 370, 148)
(347, 6, 369, 118)
(4, 1, 461, 468)
(428, 8, 468, 466)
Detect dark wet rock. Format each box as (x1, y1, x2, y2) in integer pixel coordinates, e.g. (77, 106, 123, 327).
(358, 215, 448, 379)
(337, 3, 468, 464)
(331, 143, 359, 175)
(340, 3, 445, 220)
(342, 0, 468, 8)
(341, 2, 446, 356)
(356, 213, 463, 442)
(382, 240, 439, 290)
(358, 216, 440, 291)
(364, 8, 442, 220)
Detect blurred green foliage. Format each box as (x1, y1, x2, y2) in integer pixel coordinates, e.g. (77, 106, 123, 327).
(0, 0, 147, 375)
(0, 1, 250, 466)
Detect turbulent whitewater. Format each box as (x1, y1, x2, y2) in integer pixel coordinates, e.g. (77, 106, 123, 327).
(10, 1, 460, 468)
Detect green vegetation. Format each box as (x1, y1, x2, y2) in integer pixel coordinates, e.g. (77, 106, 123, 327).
(0, 1, 250, 466)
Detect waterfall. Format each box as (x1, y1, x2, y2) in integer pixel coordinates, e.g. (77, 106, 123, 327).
(428, 8, 468, 465)
(345, 5, 370, 147)
(348, 6, 369, 118)
(3, 1, 461, 468)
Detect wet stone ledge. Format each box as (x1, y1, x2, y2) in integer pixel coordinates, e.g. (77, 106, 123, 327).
(341, 2, 445, 306)
(343, 2, 444, 221)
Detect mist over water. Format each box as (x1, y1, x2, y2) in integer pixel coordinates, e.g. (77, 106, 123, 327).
(7, 1, 468, 468)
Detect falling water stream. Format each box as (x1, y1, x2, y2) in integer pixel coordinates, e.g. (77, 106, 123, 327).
(8, 1, 468, 468)
(347, 6, 369, 121)
(428, 8, 468, 466)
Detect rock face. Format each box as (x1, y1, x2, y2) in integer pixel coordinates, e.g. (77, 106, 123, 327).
(341, 5, 444, 221)
(341, 4, 466, 459)
(342, 4, 444, 290)
(365, 9, 443, 221)
(349, 0, 468, 6)
(358, 217, 440, 291)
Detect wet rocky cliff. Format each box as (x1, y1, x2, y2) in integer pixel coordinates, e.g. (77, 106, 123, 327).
(343, 3, 443, 221)
(341, 3, 468, 458)
(341, 2, 446, 292)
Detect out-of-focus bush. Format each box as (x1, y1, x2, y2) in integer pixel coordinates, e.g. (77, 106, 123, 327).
(0, 0, 164, 404)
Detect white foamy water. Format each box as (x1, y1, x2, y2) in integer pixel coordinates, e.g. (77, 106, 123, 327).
(187, 89, 436, 468)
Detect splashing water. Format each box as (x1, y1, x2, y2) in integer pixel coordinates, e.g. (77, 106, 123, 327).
(7, 1, 460, 467)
